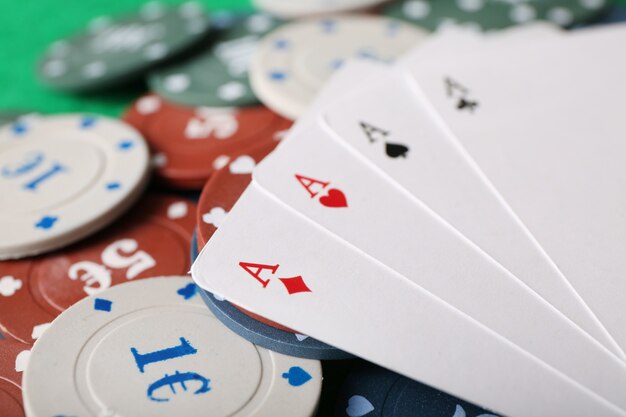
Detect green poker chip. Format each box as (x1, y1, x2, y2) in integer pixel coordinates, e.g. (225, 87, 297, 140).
(147, 12, 282, 108)
(37, 1, 211, 92)
(383, 0, 612, 31)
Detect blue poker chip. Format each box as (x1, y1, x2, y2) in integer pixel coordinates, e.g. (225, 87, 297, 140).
(334, 362, 500, 417)
(191, 229, 353, 360)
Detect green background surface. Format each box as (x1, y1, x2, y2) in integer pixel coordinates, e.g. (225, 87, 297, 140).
(0, 0, 253, 117)
(0, 0, 624, 117)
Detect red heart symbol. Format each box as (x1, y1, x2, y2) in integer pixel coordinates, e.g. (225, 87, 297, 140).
(319, 188, 348, 208)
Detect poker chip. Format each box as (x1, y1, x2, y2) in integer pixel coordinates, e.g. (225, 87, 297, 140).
(198, 288, 354, 360)
(383, 0, 612, 31)
(0, 337, 30, 417)
(191, 229, 350, 360)
(251, 0, 388, 18)
(123, 94, 291, 189)
(0, 194, 196, 344)
(148, 12, 282, 107)
(334, 362, 499, 417)
(22, 277, 323, 417)
(0, 114, 150, 259)
(37, 2, 211, 92)
(249, 15, 430, 119)
(196, 140, 279, 250)
(195, 141, 302, 332)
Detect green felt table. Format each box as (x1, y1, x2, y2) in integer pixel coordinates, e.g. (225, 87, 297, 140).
(0, 0, 253, 117)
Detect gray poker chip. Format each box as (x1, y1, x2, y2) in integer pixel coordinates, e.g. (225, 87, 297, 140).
(37, 2, 212, 92)
(334, 362, 501, 417)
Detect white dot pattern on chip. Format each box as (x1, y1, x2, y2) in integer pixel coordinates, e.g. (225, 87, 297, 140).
(510, 3, 537, 23)
(82, 61, 107, 79)
(43, 60, 68, 78)
(167, 201, 188, 219)
(247, 14, 273, 33)
(547, 7, 574, 25)
(152, 153, 168, 167)
(137, 95, 161, 114)
(186, 18, 209, 34)
(88, 16, 113, 33)
(456, 0, 485, 12)
(403, 0, 431, 19)
(144, 42, 168, 60)
(141, 1, 166, 20)
(49, 40, 71, 57)
(580, 0, 604, 9)
(165, 73, 191, 92)
(179, 1, 204, 18)
(218, 81, 247, 101)
(212, 155, 230, 170)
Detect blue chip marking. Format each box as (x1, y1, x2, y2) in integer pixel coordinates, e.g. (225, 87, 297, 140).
(79, 115, 98, 129)
(282, 366, 312, 387)
(105, 181, 121, 190)
(177, 283, 198, 300)
(117, 139, 135, 150)
(269, 70, 287, 81)
(35, 215, 58, 230)
(274, 39, 289, 50)
(320, 19, 336, 33)
(94, 298, 113, 312)
(11, 122, 28, 136)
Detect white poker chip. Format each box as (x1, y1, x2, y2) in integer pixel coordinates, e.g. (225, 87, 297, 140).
(0, 114, 150, 259)
(22, 277, 322, 417)
(249, 15, 429, 119)
(251, 0, 387, 18)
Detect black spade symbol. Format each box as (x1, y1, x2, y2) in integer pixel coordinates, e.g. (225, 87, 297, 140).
(385, 142, 409, 159)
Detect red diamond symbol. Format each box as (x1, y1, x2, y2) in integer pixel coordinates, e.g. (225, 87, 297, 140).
(279, 276, 312, 295)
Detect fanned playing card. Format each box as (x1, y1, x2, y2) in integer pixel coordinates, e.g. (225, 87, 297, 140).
(402, 22, 626, 355)
(191, 23, 626, 417)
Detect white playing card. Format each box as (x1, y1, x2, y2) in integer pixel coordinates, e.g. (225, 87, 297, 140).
(402, 23, 626, 354)
(252, 120, 626, 410)
(318, 67, 619, 356)
(191, 182, 626, 417)
(284, 27, 620, 357)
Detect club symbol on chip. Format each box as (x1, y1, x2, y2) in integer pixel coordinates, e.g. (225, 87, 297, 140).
(0, 275, 23, 297)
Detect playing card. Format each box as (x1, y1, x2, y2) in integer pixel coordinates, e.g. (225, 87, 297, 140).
(191, 182, 626, 417)
(402, 23, 626, 354)
(252, 120, 626, 410)
(317, 65, 619, 356)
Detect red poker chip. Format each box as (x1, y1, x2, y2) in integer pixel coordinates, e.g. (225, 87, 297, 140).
(123, 94, 292, 189)
(0, 194, 196, 344)
(196, 140, 299, 333)
(0, 336, 29, 417)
